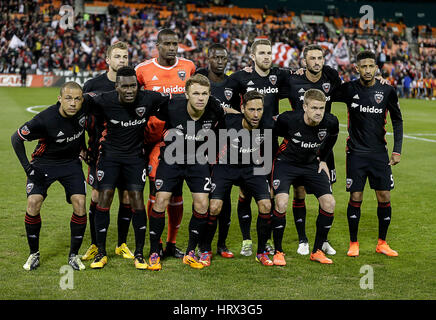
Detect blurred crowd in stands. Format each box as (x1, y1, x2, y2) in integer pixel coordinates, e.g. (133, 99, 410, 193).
(1, 0, 435, 98)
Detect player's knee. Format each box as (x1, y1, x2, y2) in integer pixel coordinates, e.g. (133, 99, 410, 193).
(71, 194, 86, 215)
(154, 192, 171, 212)
(128, 191, 144, 210)
(209, 200, 223, 216)
(350, 192, 363, 202)
(193, 197, 209, 214)
(319, 194, 336, 213)
(91, 188, 99, 203)
(376, 191, 390, 203)
(258, 199, 271, 214)
(26, 195, 43, 215)
(98, 189, 115, 208)
(274, 194, 289, 213)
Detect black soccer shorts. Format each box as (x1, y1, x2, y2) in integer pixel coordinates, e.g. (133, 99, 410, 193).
(210, 164, 271, 202)
(96, 156, 146, 191)
(346, 151, 394, 193)
(26, 159, 86, 203)
(271, 158, 332, 198)
(155, 161, 211, 194)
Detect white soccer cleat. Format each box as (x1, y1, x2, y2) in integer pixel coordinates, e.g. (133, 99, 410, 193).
(322, 241, 337, 255)
(297, 241, 310, 255)
(23, 251, 40, 271)
(240, 239, 253, 256)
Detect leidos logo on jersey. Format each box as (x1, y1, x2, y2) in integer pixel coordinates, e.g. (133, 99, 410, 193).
(152, 85, 185, 94)
(247, 86, 278, 95)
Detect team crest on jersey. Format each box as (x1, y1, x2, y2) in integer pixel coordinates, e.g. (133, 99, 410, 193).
(269, 75, 277, 85)
(224, 88, 233, 101)
(374, 92, 384, 104)
(318, 129, 327, 141)
(20, 125, 30, 136)
(97, 170, 104, 182)
(79, 116, 86, 127)
(272, 179, 280, 190)
(155, 179, 163, 191)
(254, 133, 264, 145)
(178, 70, 186, 81)
(88, 174, 94, 186)
(26, 183, 34, 194)
(346, 178, 353, 189)
(135, 107, 146, 117)
(202, 121, 212, 130)
(322, 83, 331, 93)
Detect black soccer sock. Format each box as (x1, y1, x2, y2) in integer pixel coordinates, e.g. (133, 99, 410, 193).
(313, 208, 334, 253)
(186, 209, 208, 254)
(271, 209, 286, 253)
(201, 214, 218, 252)
(149, 208, 165, 255)
(256, 212, 272, 254)
(347, 200, 362, 242)
(377, 202, 392, 241)
(88, 200, 97, 245)
(24, 212, 41, 254)
(131, 208, 147, 256)
(69, 213, 87, 256)
(117, 203, 132, 246)
(217, 192, 232, 247)
(292, 198, 308, 242)
(237, 195, 252, 240)
(94, 206, 110, 256)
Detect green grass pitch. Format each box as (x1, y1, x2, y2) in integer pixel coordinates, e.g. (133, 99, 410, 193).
(0, 87, 435, 300)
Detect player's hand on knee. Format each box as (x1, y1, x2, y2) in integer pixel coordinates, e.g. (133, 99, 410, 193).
(25, 164, 47, 184)
(318, 161, 330, 181)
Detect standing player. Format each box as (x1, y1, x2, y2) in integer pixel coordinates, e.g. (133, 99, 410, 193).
(196, 43, 241, 258)
(336, 50, 403, 257)
(147, 74, 237, 270)
(226, 39, 290, 256)
(135, 28, 196, 259)
(282, 44, 341, 256)
(85, 66, 170, 270)
(11, 82, 88, 271)
(207, 90, 274, 267)
(81, 41, 136, 262)
(272, 89, 339, 264)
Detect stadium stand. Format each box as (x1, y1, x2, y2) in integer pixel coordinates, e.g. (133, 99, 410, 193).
(1, 0, 434, 99)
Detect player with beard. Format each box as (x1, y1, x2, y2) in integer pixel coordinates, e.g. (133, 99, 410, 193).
(226, 39, 290, 259)
(205, 90, 274, 267)
(80, 41, 136, 262)
(281, 44, 340, 256)
(196, 43, 240, 259)
(335, 51, 403, 257)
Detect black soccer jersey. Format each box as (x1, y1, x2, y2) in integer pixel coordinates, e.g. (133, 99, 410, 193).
(217, 113, 272, 167)
(83, 72, 114, 93)
(274, 110, 339, 165)
(16, 104, 87, 165)
(195, 68, 241, 110)
(226, 67, 290, 125)
(337, 79, 403, 154)
(83, 72, 115, 160)
(84, 90, 169, 158)
(154, 96, 225, 164)
(282, 65, 342, 113)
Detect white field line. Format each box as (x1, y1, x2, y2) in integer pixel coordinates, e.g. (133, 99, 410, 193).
(24, 106, 436, 143)
(339, 123, 436, 143)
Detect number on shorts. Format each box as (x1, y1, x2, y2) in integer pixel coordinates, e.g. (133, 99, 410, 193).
(203, 177, 212, 192)
(142, 169, 147, 182)
(390, 174, 394, 188)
